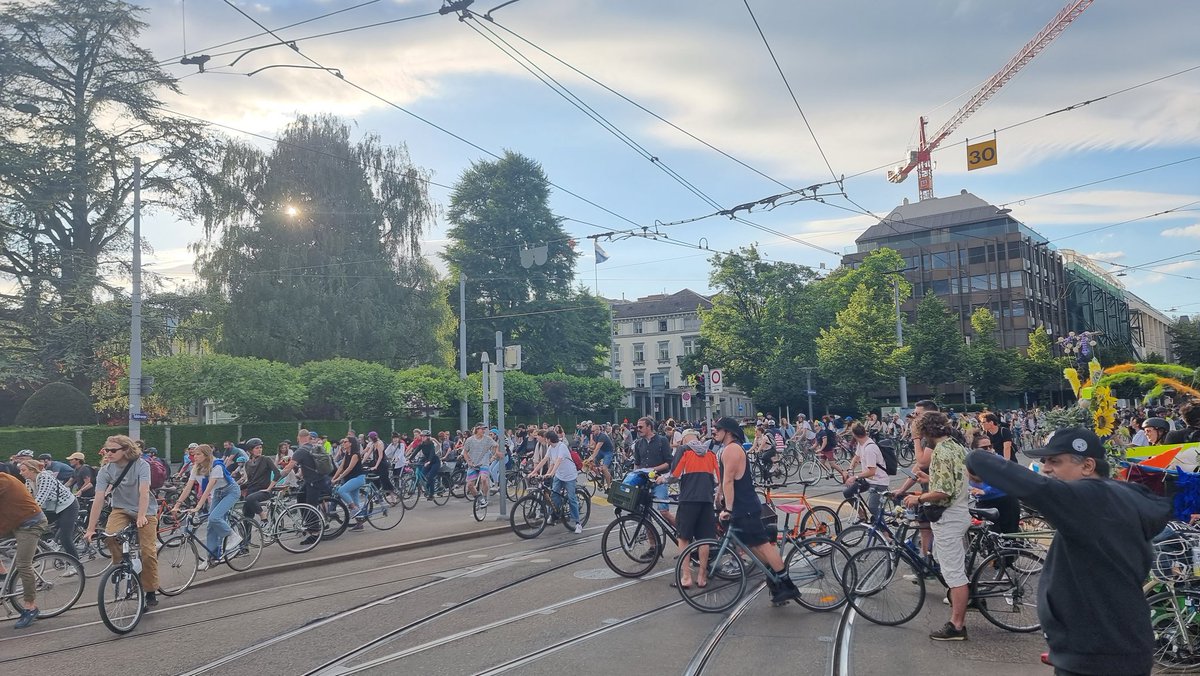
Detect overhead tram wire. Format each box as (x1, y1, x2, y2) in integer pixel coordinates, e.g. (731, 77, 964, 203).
(742, 0, 840, 185)
(478, 16, 795, 192)
(1050, 200, 1200, 244)
(462, 15, 724, 213)
(215, 0, 642, 229)
(158, 0, 393, 65)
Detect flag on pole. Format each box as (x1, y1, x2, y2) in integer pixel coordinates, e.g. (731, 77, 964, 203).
(594, 241, 610, 264)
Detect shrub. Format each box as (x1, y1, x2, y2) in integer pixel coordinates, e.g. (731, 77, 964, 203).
(14, 382, 96, 426)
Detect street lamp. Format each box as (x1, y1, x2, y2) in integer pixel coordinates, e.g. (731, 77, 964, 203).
(284, 205, 300, 217)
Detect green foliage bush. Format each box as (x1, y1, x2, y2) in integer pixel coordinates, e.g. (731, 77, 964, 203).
(14, 382, 96, 426)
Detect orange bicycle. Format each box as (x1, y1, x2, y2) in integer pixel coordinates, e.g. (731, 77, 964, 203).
(759, 483, 841, 540)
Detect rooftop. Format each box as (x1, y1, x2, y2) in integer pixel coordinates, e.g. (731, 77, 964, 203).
(856, 190, 1000, 243)
(611, 288, 712, 320)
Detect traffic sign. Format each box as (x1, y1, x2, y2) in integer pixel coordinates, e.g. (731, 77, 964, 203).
(131, 413, 149, 421)
(709, 368, 724, 393)
(681, 391, 692, 408)
(966, 138, 998, 171)
(738, 403, 744, 413)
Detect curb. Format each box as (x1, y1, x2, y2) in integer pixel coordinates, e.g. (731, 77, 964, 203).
(190, 524, 512, 590)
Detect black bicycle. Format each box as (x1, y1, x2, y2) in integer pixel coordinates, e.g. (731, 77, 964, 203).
(509, 476, 592, 539)
(96, 525, 146, 634)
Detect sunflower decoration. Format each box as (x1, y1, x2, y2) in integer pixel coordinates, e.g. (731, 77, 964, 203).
(1087, 358, 1104, 385)
(1091, 384, 1117, 438)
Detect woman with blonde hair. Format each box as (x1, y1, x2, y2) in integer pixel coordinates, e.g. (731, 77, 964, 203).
(172, 443, 240, 570)
(18, 458, 78, 562)
(83, 435, 160, 608)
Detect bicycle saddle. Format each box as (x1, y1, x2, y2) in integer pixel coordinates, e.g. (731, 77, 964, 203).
(969, 507, 1000, 521)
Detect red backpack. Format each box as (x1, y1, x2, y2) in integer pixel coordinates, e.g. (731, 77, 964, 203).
(569, 448, 584, 471)
(148, 457, 167, 490)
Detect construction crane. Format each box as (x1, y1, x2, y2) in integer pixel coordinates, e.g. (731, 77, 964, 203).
(887, 0, 1094, 201)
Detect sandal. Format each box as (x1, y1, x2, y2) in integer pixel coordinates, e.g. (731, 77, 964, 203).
(670, 581, 692, 589)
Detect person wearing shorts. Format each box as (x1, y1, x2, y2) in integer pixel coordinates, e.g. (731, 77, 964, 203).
(586, 427, 616, 489)
(659, 429, 719, 588)
(903, 411, 971, 641)
(462, 425, 496, 505)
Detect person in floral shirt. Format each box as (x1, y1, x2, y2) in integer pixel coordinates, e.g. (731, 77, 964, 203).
(904, 410, 971, 641)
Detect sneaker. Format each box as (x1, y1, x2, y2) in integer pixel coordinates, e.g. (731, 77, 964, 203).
(225, 531, 243, 554)
(929, 621, 968, 641)
(480, 499, 488, 508)
(490, 486, 499, 495)
(13, 607, 38, 630)
(62, 567, 78, 578)
(144, 592, 159, 608)
(349, 522, 365, 531)
(198, 559, 213, 572)
(300, 534, 319, 546)
(574, 523, 583, 534)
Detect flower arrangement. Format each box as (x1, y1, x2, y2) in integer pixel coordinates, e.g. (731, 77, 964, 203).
(1091, 384, 1117, 438)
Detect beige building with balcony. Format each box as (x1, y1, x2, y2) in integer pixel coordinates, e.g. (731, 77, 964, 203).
(609, 289, 752, 421)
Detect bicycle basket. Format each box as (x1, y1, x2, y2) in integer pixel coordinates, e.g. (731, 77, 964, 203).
(608, 482, 646, 512)
(1150, 531, 1200, 583)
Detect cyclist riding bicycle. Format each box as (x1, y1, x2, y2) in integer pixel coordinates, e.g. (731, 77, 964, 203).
(0, 471, 48, 629)
(463, 424, 496, 507)
(173, 444, 241, 570)
(585, 425, 616, 490)
(331, 436, 367, 531)
(713, 416, 801, 606)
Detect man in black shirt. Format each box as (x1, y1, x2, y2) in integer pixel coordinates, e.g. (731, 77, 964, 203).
(981, 412, 1015, 462)
(968, 428, 1170, 676)
(633, 416, 674, 526)
(1165, 401, 1200, 444)
(240, 438, 279, 527)
(282, 429, 328, 545)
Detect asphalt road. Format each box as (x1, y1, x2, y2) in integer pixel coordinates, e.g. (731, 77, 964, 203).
(0, 477, 1049, 675)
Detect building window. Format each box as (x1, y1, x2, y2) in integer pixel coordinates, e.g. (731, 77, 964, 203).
(970, 274, 991, 291)
(659, 369, 671, 389)
(683, 336, 698, 354)
(968, 246, 986, 265)
(634, 371, 645, 388)
(633, 343, 644, 364)
(612, 344, 620, 364)
(931, 279, 950, 294)
(932, 252, 950, 269)
(658, 319, 668, 332)
(682, 316, 701, 331)
(613, 323, 619, 336)
(1009, 271, 1023, 288)
(634, 321, 644, 334)
(1011, 300, 1025, 317)
(657, 341, 670, 362)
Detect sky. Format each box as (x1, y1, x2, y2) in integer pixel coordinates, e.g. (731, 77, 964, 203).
(128, 0, 1200, 317)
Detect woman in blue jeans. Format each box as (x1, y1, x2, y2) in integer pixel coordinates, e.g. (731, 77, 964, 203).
(173, 444, 240, 569)
(331, 437, 367, 530)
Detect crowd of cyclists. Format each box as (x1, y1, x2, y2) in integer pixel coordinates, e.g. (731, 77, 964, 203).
(4, 398, 1200, 674)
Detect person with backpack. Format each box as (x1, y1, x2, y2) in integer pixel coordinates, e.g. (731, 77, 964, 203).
(282, 429, 332, 545)
(145, 448, 168, 491)
(844, 423, 891, 522)
(172, 444, 241, 570)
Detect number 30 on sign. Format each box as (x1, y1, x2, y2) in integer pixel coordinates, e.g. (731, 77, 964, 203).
(966, 139, 998, 171)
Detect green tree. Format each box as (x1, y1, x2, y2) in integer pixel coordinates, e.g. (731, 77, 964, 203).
(1143, 351, 1166, 364)
(0, 0, 215, 390)
(442, 152, 609, 375)
(299, 359, 399, 419)
(394, 365, 466, 417)
(908, 293, 964, 395)
(696, 246, 827, 410)
(197, 114, 452, 368)
(964, 308, 1017, 405)
(1019, 325, 1067, 402)
(816, 284, 911, 410)
(144, 354, 304, 421)
(14, 382, 95, 426)
(1169, 318, 1200, 367)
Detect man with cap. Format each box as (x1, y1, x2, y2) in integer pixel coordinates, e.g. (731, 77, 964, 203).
(967, 427, 1171, 676)
(65, 452, 95, 499)
(38, 454, 74, 483)
(712, 416, 802, 606)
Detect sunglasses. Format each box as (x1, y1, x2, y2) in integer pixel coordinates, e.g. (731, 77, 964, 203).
(102, 447, 122, 453)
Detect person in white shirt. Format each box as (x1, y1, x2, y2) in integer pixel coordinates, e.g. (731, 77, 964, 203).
(844, 422, 891, 522)
(530, 430, 582, 534)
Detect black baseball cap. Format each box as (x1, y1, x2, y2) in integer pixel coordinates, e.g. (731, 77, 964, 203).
(713, 417, 745, 442)
(1024, 427, 1104, 460)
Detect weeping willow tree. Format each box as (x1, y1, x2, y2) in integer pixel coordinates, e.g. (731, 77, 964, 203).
(195, 114, 454, 368)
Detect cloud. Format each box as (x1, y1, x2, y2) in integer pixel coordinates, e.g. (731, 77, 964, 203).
(1163, 223, 1200, 237)
(1084, 251, 1126, 262)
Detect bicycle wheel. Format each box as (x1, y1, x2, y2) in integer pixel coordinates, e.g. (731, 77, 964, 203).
(575, 488, 592, 527)
(76, 533, 112, 579)
(98, 565, 144, 634)
(399, 474, 420, 510)
(799, 505, 840, 540)
(676, 539, 745, 613)
(510, 495, 548, 539)
(504, 472, 526, 501)
(225, 519, 264, 572)
(601, 514, 662, 578)
(449, 468, 467, 499)
(797, 459, 822, 486)
(366, 492, 406, 530)
(156, 535, 199, 596)
(431, 476, 451, 506)
(472, 493, 489, 522)
(835, 524, 875, 552)
(1148, 589, 1200, 671)
(277, 503, 323, 553)
(156, 510, 184, 545)
(972, 550, 1043, 633)
(319, 497, 350, 540)
(786, 537, 849, 612)
(843, 546, 925, 626)
(3, 552, 85, 618)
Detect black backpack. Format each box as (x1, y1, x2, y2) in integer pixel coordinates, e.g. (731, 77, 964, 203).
(875, 438, 899, 476)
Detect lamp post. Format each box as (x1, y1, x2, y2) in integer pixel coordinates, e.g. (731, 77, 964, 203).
(128, 157, 144, 440)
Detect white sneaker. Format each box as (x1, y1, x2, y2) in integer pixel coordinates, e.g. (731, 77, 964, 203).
(62, 567, 77, 578)
(490, 486, 499, 495)
(198, 559, 213, 572)
(574, 523, 583, 534)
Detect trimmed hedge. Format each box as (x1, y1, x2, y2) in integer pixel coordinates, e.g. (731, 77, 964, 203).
(14, 382, 96, 426)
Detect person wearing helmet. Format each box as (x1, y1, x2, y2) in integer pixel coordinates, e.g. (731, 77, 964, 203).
(1141, 417, 1171, 447)
(239, 438, 279, 529)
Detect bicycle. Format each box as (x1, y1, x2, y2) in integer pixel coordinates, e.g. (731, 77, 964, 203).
(673, 514, 849, 614)
(757, 483, 841, 542)
(156, 509, 263, 597)
(355, 474, 405, 530)
(96, 524, 147, 634)
(0, 536, 84, 623)
(509, 476, 592, 539)
(257, 490, 324, 554)
(601, 476, 680, 578)
(1145, 526, 1200, 670)
(840, 506, 1044, 633)
(398, 464, 453, 508)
